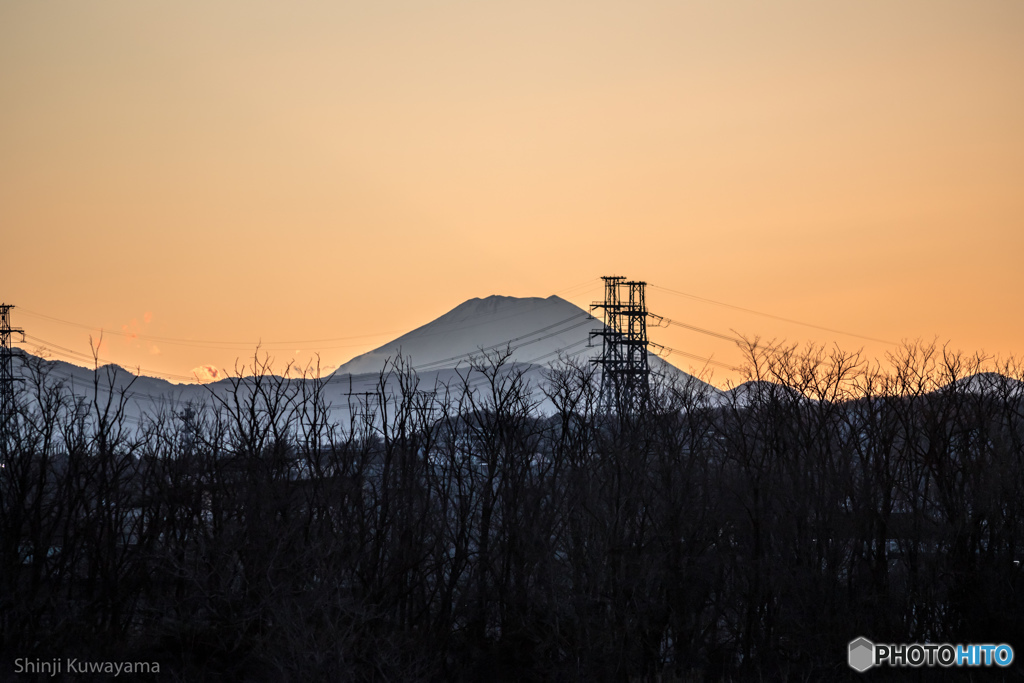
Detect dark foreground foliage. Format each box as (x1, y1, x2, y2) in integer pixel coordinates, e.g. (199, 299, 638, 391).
(2, 342, 1023, 681)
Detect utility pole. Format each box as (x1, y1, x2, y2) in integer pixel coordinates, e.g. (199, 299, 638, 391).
(591, 277, 650, 416)
(0, 303, 25, 453)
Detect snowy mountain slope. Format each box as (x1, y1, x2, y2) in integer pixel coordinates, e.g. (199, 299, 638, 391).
(333, 295, 599, 376)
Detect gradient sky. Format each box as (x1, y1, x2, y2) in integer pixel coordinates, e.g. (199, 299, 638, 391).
(2, 0, 1022, 386)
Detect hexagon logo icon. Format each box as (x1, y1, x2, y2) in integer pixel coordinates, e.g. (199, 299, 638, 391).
(848, 637, 875, 672)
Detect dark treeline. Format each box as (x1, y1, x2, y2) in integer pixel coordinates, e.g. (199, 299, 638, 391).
(1, 342, 1023, 681)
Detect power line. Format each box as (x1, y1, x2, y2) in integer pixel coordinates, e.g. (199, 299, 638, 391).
(649, 283, 896, 345)
(19, 280, 720, 388)
(24, 334, 199, 382)
(520, 338, 590, 366)
(552, 277, 602, 297)
(430, 340, 593, 399)
(26, 311, 595, 387)
(17, 307, 400, 350)
(14, 317, 602, 437)
(409, 314, 596, 372)
(17, 290, 592, 353)
(648, 342, 740, 372)
(324, 312, 597, 379)
(648, 312, 823, 370)
(649, 314, 744, 345)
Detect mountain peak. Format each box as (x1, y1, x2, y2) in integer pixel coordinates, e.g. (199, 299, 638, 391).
(333, 294, 594, 376)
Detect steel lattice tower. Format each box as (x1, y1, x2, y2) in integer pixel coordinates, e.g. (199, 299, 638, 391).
(591, 276, 650, 415)
(0, 304, 24, 450)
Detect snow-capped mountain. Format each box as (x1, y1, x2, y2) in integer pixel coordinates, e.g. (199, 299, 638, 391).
(331, 294, 694, 382)
(333, 295, 596, 376)
(13, 293, 717, 428)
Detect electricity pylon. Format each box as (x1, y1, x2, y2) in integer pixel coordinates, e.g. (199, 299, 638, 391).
(591, 277, 650, 415)
(0, 303, 25, 454)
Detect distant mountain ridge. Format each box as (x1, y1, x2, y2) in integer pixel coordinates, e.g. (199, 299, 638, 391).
(19, 294, 1022, 420)
(10, 293, 716, 427)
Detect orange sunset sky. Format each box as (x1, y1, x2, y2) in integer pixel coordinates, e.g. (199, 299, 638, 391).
(2, 1, 1022, 386)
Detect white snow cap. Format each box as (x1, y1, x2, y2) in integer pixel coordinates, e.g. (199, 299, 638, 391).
(332, 295, 600, 376)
